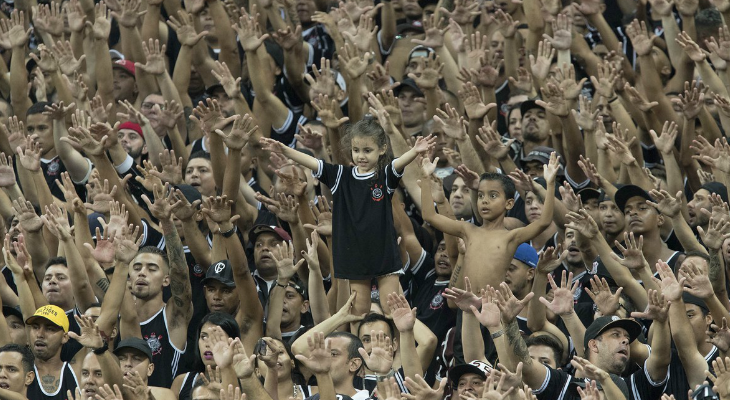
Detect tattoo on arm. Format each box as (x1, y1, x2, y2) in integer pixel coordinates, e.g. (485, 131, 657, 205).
(96, 278, 110, 293)
(449, 261, 463, 289)
(162, 222, 192, 321)
(505, 319, 531, 365)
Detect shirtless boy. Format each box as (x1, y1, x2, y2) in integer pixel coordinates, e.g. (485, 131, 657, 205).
(419, 153, 560, 291)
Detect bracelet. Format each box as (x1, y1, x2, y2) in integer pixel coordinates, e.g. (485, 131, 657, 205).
(608, 96, 619, 103)
(219, 225, 237, 238)
(93, 343, 109, 355)
(490, 330, 504, 340)
(375, 369, 395, 381)
(275, 281, 288, 289)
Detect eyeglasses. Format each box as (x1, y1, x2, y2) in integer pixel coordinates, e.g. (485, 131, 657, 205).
(141, 102, 165, 111)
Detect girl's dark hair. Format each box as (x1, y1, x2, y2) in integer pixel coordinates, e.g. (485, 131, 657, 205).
(253, 337, 307, 387)
(192, 312, 241, 372)
(341, 117, 392, 176)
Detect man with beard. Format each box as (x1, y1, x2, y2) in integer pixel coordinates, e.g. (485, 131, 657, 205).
(496, 311, 669, 400)
(25, 305, 79, 400)
(518, 101, 551, 163)
(686, 182, 728, 232)
(117, 122, 146, 165)
(249, 225, 292, 307)
(130, 185, 193, 388)
(0, 344, 34, 399)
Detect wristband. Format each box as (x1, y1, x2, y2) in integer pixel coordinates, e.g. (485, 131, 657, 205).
(275, 281, 288, 289)
(375, 369, 395, 381)
(220, 225, 237, 238)
(93, 343, 109, 355)
(608, 96, 619, 103)
(490, 330, 504, 340)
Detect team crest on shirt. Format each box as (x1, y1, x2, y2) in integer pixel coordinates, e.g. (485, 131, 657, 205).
(192, 264, 204, 277)
(371, 183, 384, 202)
(430, 292, 445, 309)
(145, 332, 163, 355)
(47, 159, 60, 176)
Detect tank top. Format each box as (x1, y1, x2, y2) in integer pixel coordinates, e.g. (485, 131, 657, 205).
(26, 362, 78, 400)
(177, 372, 200, 400)
(140, 305, 186, 388)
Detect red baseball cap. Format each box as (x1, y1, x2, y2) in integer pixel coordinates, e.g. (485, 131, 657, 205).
(113, 59, 136, 77)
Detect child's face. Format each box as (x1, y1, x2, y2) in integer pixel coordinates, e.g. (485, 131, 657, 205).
(477, 180, 513, 220)
(351, 136, 386, 173)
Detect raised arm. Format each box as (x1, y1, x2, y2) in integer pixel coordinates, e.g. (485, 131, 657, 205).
(142, 184, 192, 350)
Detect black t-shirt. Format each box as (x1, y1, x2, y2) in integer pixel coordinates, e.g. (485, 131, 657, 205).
(41, 156, 89, 201)
(405, 250, 457, 345)
(665, 346, 719, 400)
(313, 160, 402, 280)
(533, 360, 667, 400)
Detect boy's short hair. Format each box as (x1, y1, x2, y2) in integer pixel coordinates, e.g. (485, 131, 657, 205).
(189, 151, 211, 162)
(525, 334, 563, 365)
(358, 312, 396, 338)
(44, 257, 68, 271)
(27, 101, 52, 117)
(479, 172, 516, 199)
(0, 343, 34, 372)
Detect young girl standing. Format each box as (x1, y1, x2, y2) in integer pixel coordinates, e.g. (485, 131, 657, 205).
(260, 117, 435, 317)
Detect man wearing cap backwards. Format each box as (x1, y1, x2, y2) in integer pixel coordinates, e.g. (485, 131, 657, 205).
(24, 305, 79, 400)
(505, 243, 538, 332)
(2, 306, 27, 346)
(0, 344, 34, 399)
(450, 360, 491, 399)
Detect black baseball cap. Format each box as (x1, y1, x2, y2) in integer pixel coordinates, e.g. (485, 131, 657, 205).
(2, 305, 22, 321)
(450, 360, 491, 384)
(583, 316, 642, 350)
(393, 78, 424, 98)
(682, 292, 709, 314)
(114, 338, 153, 361)
(613, 184, 653, 213)
(519, 99, 545, 116)
(700, 182, 729, 204)
(202, 260, 235, 288)
(522, 146, 556, 164)
(174, 184, 203, 205)
(578, 188, 602, 203)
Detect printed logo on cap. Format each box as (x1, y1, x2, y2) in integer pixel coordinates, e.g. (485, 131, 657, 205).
(214, 262, 226, 274)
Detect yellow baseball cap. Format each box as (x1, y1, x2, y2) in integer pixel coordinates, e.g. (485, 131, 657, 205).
(26, 305, 69, 333)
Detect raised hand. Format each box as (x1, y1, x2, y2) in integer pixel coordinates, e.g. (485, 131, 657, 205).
(652, 260, 686, 301)
(646, 189, 682, 218)
(625, 19, 656, 56)
(610, 232, 649, 271)
(697, 216, 730, 251)
(51, 40, 86, 77)
(443, 276, 482, 312)
(68, 314, 104, 349)
(680, 261, 714, 300)
(312, 94, 349, 129)
(494, 282, 534, 323)
(12, 198, 43, 233)
(41, 204, 72, 241)
(17, 137, 41, 172)
(434, 104, 467, 141)
(294, 332, 333, 374)
(403, 375, 447, 400)
(539, 271, 578, 316)
(211, 61, 243, 99)
(343, 15, 378, 52)
(537, 246, 566, 274)
(338, 43, 373, 80)
(141, 183, 180, 221)
(136, 39, 167, 76)
(85, 178, 118, 214)
(410, 14, 448, 49)
(565, 209, 601, 239)
(542, 13, 572, 50)
(0, 153, 16, 188)
(167, 11, 208, 47)
(110, 0, 144, 28)
(585, 275, 623, 316)
(303, 196, 333, 236)
(571, 356, 610, 382)
(272, 240, 301, 281)
(215, 114, 257, 150)
(631, 289, 669, 322)
(357, 330, 394, 374)
(476, 124, 514, 161)
(707, 356, 730, 399)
